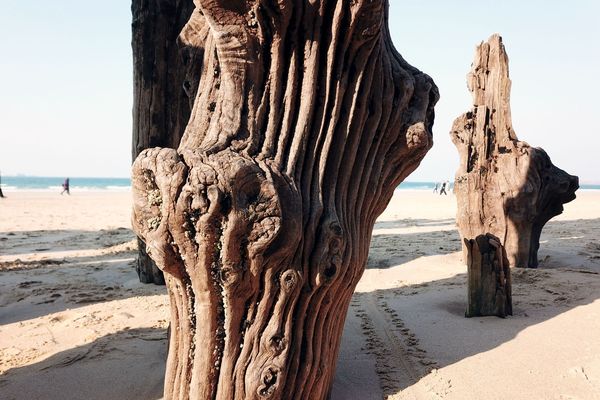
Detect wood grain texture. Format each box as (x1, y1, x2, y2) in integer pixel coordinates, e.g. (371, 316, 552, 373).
(132, 1, 438, 399)
(451, 34, 578, 269)
(465, 234, 512, 318)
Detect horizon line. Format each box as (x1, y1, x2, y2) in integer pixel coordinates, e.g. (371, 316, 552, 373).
(3, 175, 600, 185)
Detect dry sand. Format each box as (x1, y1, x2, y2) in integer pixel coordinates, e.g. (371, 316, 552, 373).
(1, 190, 599, 400)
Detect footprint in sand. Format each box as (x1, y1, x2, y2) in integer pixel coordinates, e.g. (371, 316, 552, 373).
(17, 280, 43, 289)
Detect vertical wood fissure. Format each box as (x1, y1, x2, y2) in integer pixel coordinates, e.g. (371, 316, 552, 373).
(132, 1, 438, 399)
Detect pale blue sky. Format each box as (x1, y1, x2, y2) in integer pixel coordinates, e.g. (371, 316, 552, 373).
(1, 1, 598, 182)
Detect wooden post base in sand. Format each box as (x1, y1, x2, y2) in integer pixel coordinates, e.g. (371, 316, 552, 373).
(135, 238, 165, 285)
(465, 234, 512, 318)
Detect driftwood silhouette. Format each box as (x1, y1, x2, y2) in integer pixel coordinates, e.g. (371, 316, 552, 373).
(451, 34, 578, 269)
(131, 1, 438, 399)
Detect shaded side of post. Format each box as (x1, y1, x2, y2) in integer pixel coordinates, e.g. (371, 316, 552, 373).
(131, 0, 197, 285)
(465, 234, 512, 318)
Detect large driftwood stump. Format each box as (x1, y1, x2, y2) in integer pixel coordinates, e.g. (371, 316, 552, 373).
(451, 34, 578, 268)
(465, 234, 512, 318)
(132, 1, 438, 399)
(131, 0, 197, 284)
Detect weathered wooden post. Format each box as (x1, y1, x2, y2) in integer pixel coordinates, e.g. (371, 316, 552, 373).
(132, 1, 438, 398)
(451, 34, 578, 269)
(465, 234, 512, 318)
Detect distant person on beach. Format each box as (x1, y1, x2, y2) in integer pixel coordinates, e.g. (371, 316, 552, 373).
(433, 183, 439, 194)
(439, 181, 448, 195)
(61, 178, 70, 195)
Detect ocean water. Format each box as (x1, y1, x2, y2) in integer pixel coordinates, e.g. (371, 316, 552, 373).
(0, 176, 131, 192)
(397, 181, 440, 190)
(1, 176, 598, 192)
(396, 181, 600, 191)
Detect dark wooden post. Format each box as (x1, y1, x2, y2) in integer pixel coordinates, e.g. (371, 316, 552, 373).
(131, 0, 197, 284)
(465, 234, 512, 318)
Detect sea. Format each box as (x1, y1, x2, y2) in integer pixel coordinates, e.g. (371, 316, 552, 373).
(1, 176, 599, 192)
(0, 176, 131, 192)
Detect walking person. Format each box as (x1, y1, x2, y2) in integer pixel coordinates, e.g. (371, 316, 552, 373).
(0, 170, 5, 198)
(433, 182, 439, 194)
(61, 178, 70, 195)
(439, 180, 448, 195)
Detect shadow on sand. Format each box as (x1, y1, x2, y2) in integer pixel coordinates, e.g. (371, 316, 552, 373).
(0, 328, 167, 400)
(333, 218, 600, 399)
(0, 229, 164, 325)
(368, 228, 461, 269)
(1, 220, 598, 400)
(0, 228, 134, 256)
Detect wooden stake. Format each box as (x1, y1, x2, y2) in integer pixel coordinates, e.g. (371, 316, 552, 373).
(465, 234, 512, 318)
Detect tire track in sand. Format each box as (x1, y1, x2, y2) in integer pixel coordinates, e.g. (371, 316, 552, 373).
(351, 292, 450, 399)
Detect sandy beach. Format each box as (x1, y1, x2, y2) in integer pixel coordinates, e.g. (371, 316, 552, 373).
(1, 190, 599, 400)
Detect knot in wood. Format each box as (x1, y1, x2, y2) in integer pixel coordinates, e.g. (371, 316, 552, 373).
(280, 269, 299, 292)
(315, 220, 345, 286)
(257, 365, 280, 397)
(219, 264, 241, 287)
(406, 122, 430, 150)
(268, 334, 287, 355)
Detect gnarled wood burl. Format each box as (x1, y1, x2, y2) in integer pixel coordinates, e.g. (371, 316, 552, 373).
(132, 1, 438, 399)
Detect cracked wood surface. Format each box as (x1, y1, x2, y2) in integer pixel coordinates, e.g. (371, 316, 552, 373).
(451, 34, 578, 269)
(132, 1, 438, 399)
